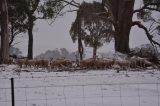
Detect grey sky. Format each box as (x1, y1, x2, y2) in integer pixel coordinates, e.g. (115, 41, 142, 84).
(15, 0, 150, 57)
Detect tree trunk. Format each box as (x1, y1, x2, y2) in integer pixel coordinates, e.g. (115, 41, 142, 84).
(103, 0, 135, 54)
(93, 46, 97, 60)
(115, 0, 135, 53)
(78, 17, 84, 61)
(0, 0, 9, 64)
(9, 21, 14, 47)
(78, 37, 83, 61)
(27, 15, 34, 59)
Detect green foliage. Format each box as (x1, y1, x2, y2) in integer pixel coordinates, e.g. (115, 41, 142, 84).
(8, 0, 64, 25)
(138, 0, 160, 22)
(137, 10, 152, 22)
(2, 0, 64, 46)
(70, 1, 113, 49)
(2, 0, 28, 46)
(37, 0, 64, 19)
(70, 20, 79, 42)
(8, 0, 28, 29)
(82, 18, 113, 48)
(137, 0, 160, 44)
(143, 0, 160, 8)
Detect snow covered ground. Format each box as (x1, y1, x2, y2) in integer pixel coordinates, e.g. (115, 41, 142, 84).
(0, 65, 160, 106)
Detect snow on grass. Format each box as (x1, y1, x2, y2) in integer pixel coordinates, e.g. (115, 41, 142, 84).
(0, 65, 160, 106)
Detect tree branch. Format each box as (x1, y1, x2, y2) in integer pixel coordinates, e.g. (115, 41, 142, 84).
(36, 16, 45, 20)
(67, 9, 78, 12)
(134, 3, 160, 13)
(31, 0, 40, 14)
(62, 0, 80, 8)
(48, 2, 70, 25)
(151, 18, 160, 24)
(132, 21, 160, 47)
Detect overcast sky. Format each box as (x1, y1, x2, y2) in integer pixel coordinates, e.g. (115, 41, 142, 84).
(15, 0, 150, 57)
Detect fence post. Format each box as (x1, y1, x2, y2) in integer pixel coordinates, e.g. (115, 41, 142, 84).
(11, 78, 15, 106)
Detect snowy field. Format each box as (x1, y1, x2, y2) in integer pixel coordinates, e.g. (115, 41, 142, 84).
(0, 65, 160, 106)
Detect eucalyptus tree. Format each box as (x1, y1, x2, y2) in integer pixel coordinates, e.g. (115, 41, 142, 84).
(14, 0, 64, 59)
(70, 1, 113, 60)
(0, 0, 9, 63)
(0, 0, 27, 47)
(7, 0, 28, 47)
(102, 0, 160, 54)
(83, 18, 113, 59)
(70, 11, 84, 60)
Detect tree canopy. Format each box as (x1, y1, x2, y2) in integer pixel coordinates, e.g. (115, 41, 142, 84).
(102, 0, 160, 53)
(70, 1, 113, 59)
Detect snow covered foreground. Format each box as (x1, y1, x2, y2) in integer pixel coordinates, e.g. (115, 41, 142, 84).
(0, 65, 160, 106)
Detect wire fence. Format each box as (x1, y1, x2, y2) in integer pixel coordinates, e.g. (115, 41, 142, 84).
(0, 74, 160, 106)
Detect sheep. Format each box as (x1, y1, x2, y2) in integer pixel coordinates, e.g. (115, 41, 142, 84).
(35, 59, 49, 69)
(95, 60, 106, 69)
(114, 59, 131, 70)
(129, 56, 152, 68)
(80, 58, 115, 69)
(135, 57, 152, 68)
(6, 58, 14, 64)
(16, 59, 26, 68)
(95, 59, 114, 69)
(25, 59, 36, 68)
(129, 56, 137, 68)
(50, 58, 72, 69)
(80, 58, 96, 69)
(104, 59, 115, 69)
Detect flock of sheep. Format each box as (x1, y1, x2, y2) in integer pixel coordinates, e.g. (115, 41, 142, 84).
(80, 56, 152, 70)
(6, 55, 153, 71)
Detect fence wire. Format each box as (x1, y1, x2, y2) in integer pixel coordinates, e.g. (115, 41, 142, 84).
(0, 75, 160, 106)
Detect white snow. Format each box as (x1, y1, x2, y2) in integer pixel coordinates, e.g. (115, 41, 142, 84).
(0, 65, 160, 106)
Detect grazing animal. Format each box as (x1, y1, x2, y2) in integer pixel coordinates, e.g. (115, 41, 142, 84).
(35, 59, 49, 69)
(80, 58, 96, 69)
(129, 56, 152, 68)
(50, 58, 72, 69)
(16, 59, 26, 68)
(95, 59, 114, 69)
(114, 59, 131, 70)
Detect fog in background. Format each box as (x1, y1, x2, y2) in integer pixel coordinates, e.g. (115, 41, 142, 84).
(14, 0, 149, 57)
